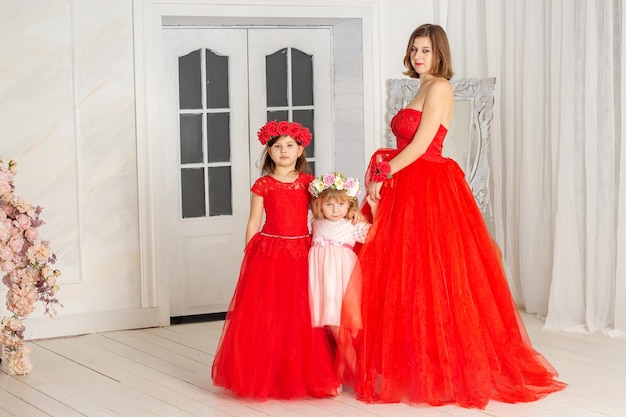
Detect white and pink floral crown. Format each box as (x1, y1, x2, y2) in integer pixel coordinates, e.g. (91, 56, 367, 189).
(257, 120, 312, 147)
(309, 172, 361, 199)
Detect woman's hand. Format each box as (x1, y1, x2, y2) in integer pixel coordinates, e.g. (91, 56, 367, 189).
(367, 181, 383, 202)
(366, 194, 379, 218)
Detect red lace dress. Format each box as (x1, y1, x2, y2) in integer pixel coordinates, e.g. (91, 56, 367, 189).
(339, 109, 566, 408)
(211, 173, 339, 399)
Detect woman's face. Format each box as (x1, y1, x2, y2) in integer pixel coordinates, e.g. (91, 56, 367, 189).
(410, 36, 434, 76)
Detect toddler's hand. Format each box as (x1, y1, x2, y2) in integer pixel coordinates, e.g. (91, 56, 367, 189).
(348, 210, 366, 225)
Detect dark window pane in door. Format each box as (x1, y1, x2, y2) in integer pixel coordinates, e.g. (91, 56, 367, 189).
(206, 50, 229, 109)
(291, 49, 313, 106)
(179, 50, 202, 110)
(266, 49, 288, 107)
(208, 166, 232, 216)
(293, 109, 315, 156)
(181, 168, 206, 218)
(207, 113, 230, 163)
(179, 114, 203, 164)
(267, 110, 288, 122)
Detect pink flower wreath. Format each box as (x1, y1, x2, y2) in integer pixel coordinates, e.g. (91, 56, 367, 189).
(257, 120, 312, 147)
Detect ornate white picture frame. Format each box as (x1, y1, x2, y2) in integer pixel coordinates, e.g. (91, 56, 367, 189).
(386, 77, 496, 211)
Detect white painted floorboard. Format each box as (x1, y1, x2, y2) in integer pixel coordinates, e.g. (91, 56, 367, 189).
(2, 313, 625, 417)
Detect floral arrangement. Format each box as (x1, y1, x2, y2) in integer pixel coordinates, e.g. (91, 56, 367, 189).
(257, 120, 312, 147)
(0, 157, 61, 375)
(370, 161, 392, 182)
(309, 171, 361, 199)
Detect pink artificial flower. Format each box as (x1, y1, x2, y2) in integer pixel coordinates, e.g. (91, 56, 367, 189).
(24, 227, 39, 242)
(8, 235, 26, 254)
(2, 203, 15, 217)
(1, 260, 16, 272)
(2, 270, 19, 287)
(323, 172, 336, 186)
(12, 196, 33, 215)
(0, 219, 9, 242)
(6, 345, 33, 375)
(0, 329, 21, 347)
(2, 316, 23, 332)
(15, 214, 31, 229)
(344, 178, 355, 191)
(7, 288, 37, 316)
(0, 180, 10, 197)
(0, 246, 13, 261)
(19, 267, 40, 286)
(26, 241, 52, 265)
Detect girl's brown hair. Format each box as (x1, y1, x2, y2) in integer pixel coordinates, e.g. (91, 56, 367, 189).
(311, 188, 360, 220)
(402, 23, 454, 80)
(260, 136, 311, 175)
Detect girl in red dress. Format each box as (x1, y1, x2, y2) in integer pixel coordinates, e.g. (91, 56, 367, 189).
(211, 120, 339, 399)
(339, 24, 566, 409)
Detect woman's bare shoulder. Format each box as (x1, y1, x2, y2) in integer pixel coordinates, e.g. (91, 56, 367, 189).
(428, 77, 453, 95)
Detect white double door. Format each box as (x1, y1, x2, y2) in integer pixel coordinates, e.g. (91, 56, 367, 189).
(160, 28, 332, 317)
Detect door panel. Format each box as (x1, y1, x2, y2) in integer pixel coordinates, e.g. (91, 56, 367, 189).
(162, 29, 249, 316)
(248, 29, 333, 180)
(160, 28, 333, 317)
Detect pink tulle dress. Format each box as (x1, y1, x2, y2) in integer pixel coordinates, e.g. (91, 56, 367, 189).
(308, 218, 370, 327)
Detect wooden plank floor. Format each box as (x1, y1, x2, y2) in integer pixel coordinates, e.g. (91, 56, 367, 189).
(2, 312, 625, 417)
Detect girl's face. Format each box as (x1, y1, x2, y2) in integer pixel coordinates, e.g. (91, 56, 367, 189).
(321, 197, 350, 222)
(268, 135, 303, 169)
(410, 36, 433, 76)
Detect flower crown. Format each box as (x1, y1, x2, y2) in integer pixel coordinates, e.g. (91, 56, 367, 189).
(257, 120, 312, 147)
(309, 172, 361, 199)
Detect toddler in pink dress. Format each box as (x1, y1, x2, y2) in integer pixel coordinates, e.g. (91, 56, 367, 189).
(308, 172, 371, 345)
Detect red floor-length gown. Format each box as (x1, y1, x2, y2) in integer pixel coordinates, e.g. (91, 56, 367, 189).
(212, 173, 339, 399)
(339, 108, 566, 409)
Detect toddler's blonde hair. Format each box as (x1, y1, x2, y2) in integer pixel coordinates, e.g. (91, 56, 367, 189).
(311, 188, 360, 220)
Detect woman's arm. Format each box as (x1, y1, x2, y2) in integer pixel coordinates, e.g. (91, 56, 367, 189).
(245, 193, 264, 245)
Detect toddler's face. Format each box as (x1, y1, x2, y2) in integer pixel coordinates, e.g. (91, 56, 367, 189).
(321, 198, 350, 222)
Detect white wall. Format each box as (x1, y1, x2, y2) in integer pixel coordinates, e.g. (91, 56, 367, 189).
(0, 0, 162, 339)
(382, 0, 435, 80)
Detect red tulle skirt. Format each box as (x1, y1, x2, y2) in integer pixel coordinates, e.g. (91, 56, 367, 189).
(338, 152, 566, 409)
(212, 234, 339, 399)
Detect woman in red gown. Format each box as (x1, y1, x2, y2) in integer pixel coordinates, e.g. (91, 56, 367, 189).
(340, 24, 566, 409)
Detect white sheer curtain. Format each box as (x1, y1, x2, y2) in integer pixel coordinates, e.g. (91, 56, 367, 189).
(440, 0, 626, 336)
